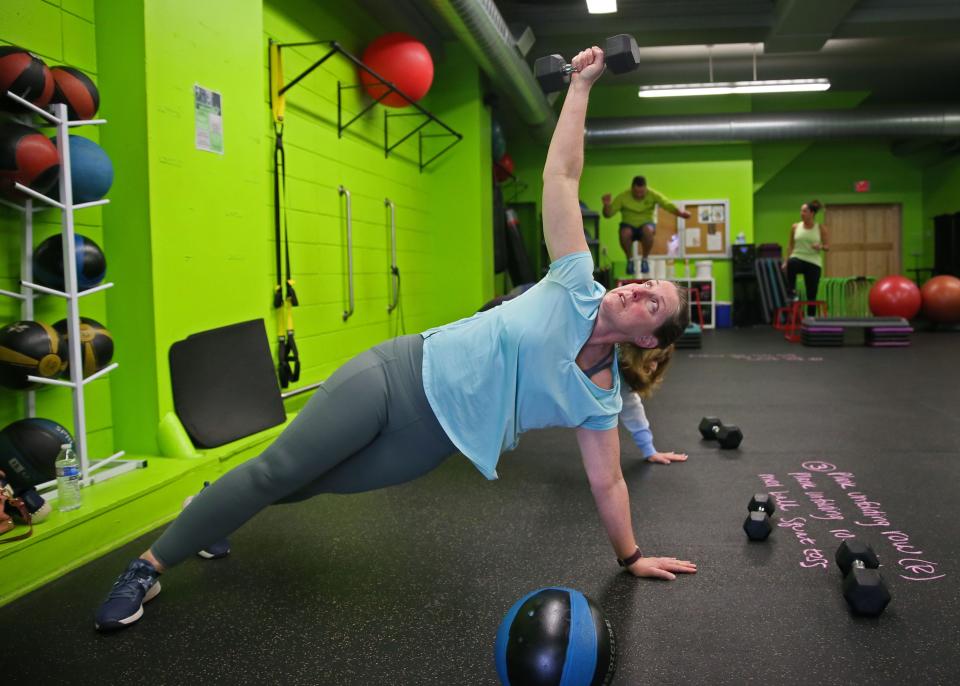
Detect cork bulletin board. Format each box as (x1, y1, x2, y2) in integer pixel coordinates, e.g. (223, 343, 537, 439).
(646, 200, 730, 258)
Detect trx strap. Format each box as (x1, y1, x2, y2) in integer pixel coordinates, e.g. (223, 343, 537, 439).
(270, 42, 300, 388)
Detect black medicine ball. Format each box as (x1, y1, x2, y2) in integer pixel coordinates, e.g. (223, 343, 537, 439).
(33, 233, 107, 291)
(0, 123, 61, 200)
(495, 587, 617, 686)
(0, 320, 65, 390)
(0, 46, 54, 112)
(0, 418, 74, 492)
(50, 66, 99, 120)
(53, 317, 114, 378)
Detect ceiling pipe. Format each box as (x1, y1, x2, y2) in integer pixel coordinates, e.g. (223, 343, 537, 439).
(426, 0, 557, 141)
(586, 108, 960, 146)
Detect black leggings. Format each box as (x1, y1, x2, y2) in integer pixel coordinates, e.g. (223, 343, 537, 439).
(150, 335, 456, 568)
(785, 258, 822, 316)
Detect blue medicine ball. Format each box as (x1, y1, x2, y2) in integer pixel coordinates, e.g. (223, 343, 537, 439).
(33, 233, 107, 291)
(50, 135, 113, 203)
(495, 587, 617, 686)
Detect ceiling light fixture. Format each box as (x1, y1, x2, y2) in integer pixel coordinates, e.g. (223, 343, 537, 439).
(586, 0, 617, 14)
(638, 44, 830, 97)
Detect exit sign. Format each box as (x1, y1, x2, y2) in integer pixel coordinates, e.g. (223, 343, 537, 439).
(855, 180, 871, 192)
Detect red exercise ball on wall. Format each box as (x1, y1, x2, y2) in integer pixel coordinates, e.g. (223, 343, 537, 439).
(868, 275, 922, 319)
(494, 153, 515, 183)
(359, 33, 434, 108)
(920, 274, 960, 323)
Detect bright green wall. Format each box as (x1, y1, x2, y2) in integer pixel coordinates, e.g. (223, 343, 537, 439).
(1, 0, 115, 459)
(922, 155, 960, 265)
(754, 141, 926, 273)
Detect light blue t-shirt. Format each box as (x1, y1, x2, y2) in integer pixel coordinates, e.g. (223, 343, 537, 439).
(420, 251, 621, 480)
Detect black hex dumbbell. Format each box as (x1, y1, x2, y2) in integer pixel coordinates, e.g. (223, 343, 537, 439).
(743, 493, 776, 541)
(698, 416, 743, 449)
(534, 34, 640, 93)
(835, 541, 891, 617)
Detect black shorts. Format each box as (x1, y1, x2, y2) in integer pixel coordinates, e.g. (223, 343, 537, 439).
(620, 222, 656, 242)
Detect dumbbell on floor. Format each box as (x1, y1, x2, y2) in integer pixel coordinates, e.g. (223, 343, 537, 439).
(534, 34, 640, 93)
(743, 493, 776, 541)
(698, 416, 743, 449)
(835, 541, 891, 617)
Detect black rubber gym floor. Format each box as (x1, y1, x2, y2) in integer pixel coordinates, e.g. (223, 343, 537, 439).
(5, 328, 959, 685)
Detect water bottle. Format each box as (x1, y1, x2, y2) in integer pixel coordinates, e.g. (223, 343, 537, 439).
(55, 444, 82, 512)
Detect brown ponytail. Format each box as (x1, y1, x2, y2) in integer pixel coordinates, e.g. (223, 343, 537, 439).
(619, 343, 675, 398)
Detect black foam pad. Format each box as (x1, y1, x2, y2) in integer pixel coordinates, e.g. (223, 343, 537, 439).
(169, 319, 286, 448)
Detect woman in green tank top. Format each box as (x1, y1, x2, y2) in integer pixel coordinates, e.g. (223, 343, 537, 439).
(782, 200, 831, 315)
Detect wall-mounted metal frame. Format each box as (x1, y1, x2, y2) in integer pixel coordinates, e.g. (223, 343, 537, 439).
(270, 39, 463, 172)
(338, 185, 354, 321)
(385, 198, 400, 313)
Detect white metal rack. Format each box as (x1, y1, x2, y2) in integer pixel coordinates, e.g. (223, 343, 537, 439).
(1, 91, 141, 497)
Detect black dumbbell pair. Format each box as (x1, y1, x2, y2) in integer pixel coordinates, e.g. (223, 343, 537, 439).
(534, 34, 640, 93)
(698, 416, 743, 449)
(743, 494, 891, 617)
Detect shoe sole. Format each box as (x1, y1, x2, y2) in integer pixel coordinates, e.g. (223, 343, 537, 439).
(94, 580, 161, 631)
(197, 549, 230, 560)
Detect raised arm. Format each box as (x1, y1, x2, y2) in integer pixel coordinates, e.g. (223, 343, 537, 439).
(542, 47, 605, 263)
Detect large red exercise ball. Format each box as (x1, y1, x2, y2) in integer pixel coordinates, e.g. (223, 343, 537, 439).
(359, 33, 434, 108)
(868, 275, 922, 319)
(53, 317, 114, 379)
(495, 587, 616, 686)
(920, 274, 960, 323)
(50, 66, 100, 120)
(33, 233, 107, 292)
(492, 119, 507, 160)
(0, 320, 65, 390)
(0, 46, 54, 113)
(494, 152, 514, 183)
(0, 418, 74, 490)
(50, 135, 114, 203)
(0, 123, 61, 200)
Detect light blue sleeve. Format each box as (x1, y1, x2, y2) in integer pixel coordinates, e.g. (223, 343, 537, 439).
(579, 413, 620, 432)
(546, 251, 596, 294)
(619, 385, 657, 458)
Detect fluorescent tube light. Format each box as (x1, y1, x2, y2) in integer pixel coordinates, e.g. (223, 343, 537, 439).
(586, 0, 617, 14)
(638, 79, 830, 97)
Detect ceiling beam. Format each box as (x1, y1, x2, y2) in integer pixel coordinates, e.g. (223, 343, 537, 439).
(765, 0, 860, 53)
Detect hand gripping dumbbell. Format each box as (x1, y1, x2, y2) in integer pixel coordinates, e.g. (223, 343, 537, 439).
(835, 540, 891, 617)
(743, 493, 776, 541)
(534, 34, 640, 93)
(698, 416, 743, 449)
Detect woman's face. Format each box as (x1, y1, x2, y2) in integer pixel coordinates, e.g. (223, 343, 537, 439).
(603, 280, 680, 345)
(800, 204, 814, 222)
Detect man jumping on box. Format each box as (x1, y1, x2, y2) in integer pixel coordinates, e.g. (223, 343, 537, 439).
(602, 176, 690, 275)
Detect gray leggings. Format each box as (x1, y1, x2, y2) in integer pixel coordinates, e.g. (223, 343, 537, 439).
(151, 335, 455, 568)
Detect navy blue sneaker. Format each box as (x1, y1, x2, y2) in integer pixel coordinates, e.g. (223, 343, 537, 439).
(182, 481, 230, 559)
(626, 259, 635, 275)
(94, 558, 161, 631)
(640, 258, 650, 274)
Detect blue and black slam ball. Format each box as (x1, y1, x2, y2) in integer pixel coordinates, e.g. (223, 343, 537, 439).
(495, 587, 617, 686)
(0, 320, 65, 390)
(50, 135, 113, 204)
(0, 418, 74, 491)
(33, 233, 107, 291)
(50, 66, 99, 120)
(0, 123, 60, 200)
(53, 317, 114, 379)
(0, 46, 54, 112)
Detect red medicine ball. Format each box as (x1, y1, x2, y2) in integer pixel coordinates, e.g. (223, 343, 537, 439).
(359, 33, 434, 108)
(0, 46, 54, 112)
(0, 123, 61, 200)
(51, 66, 100, 120)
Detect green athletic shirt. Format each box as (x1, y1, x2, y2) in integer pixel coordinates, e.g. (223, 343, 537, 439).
(608, 187, 679, 226)
(790, 222, 823, 268)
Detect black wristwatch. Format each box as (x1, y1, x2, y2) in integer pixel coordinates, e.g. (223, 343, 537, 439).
(617, 546, 643, 567)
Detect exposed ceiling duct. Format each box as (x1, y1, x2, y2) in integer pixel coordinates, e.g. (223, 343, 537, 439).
(585, 108, 960, 146)
(426, 0, 556, 141)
